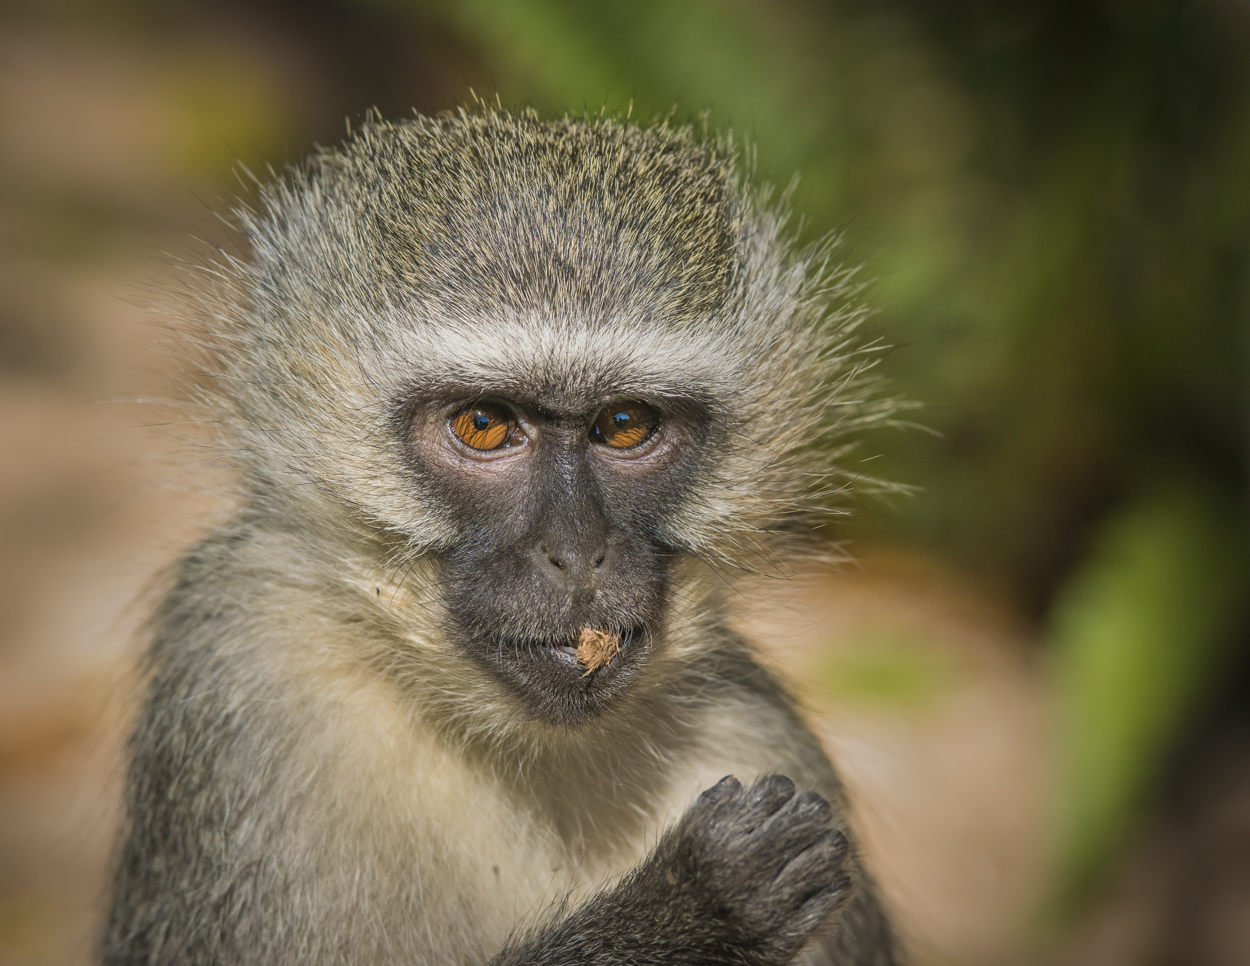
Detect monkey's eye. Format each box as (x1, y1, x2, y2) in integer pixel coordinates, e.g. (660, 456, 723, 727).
(591, 402, 660, 449)
(450, 403, 516, 451)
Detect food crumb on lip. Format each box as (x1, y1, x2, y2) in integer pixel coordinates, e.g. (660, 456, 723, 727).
(576, 627, 621, 675)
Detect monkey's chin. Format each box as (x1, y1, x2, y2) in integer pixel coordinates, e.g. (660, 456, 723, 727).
(472, 625, 647, 724)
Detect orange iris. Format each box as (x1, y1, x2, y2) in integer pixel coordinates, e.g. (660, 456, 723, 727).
(592, 402, 660, 449)
(451, 404, 513, 450)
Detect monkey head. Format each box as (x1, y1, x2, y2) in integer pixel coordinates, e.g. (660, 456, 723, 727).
(205, 111, 880, 724)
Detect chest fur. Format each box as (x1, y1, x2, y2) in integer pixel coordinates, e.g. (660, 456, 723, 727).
(393, 701, 811, 957)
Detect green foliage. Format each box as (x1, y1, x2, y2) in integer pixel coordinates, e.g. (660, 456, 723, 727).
(1046, 477, 1248, 914)
(819, 631, 953, 710)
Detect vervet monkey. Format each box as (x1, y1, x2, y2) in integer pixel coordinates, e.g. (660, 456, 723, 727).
(104, 110, 899, 966)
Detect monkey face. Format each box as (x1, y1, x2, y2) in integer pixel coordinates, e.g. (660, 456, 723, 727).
(404, 388, 710, 722)
(222, 115, 868, 729)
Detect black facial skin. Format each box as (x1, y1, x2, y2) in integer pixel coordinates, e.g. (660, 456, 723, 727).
(404, 390, 708, 723)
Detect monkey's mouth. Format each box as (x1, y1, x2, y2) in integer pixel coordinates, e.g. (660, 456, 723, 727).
(463, 621, 654, 722)
(544, 625, 644, 674)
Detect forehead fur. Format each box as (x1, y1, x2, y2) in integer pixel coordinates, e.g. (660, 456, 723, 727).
(262, 111, 742, 331)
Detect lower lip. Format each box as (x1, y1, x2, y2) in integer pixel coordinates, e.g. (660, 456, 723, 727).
(544, 627, 639, 671)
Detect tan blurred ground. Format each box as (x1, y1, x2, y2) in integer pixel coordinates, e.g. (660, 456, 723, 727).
(0, 6, 1247, 966)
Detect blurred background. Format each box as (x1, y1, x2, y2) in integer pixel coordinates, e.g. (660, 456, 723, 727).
(1, 1, 1248, 964)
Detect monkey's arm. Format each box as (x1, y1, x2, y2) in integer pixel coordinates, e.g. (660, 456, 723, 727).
(491, 775, 849, 966)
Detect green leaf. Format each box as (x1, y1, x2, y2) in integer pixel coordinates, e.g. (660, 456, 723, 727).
(1045, 474, 1248, 918)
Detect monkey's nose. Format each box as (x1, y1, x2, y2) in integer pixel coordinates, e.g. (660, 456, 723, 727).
(537, 542, 606, 592)
(544, 546, 606, 570)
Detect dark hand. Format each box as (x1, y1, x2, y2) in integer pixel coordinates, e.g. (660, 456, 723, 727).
(652, 774, 851, 962)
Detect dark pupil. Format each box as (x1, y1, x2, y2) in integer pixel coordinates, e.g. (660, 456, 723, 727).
(473, 413, 491, 431)
(612, 412, 631, 429)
